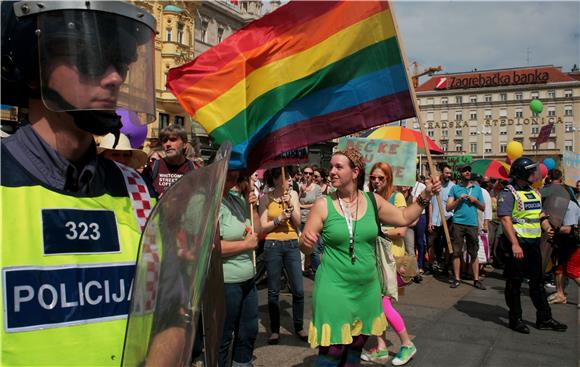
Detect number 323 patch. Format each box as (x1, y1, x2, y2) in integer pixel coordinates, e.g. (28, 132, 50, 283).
(42, 209, 120, 254)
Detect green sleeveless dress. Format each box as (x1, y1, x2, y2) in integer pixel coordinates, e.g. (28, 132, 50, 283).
(308, 192, 387, 348)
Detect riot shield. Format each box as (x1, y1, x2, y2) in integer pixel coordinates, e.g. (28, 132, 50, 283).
(542, 184, 572, 228)
(122, 143, 231, 367)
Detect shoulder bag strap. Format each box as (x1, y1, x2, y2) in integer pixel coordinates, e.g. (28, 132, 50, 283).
(368, 192, 383, 237)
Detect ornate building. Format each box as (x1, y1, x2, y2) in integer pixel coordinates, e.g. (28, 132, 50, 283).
(405, 65, 580, 163)
(131, 1, 266, 157)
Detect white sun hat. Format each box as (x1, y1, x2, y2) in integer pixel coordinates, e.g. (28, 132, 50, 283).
(97, 133, 148, 169)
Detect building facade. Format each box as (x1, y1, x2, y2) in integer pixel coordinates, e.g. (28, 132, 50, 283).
(132, 1, 266, 157)
(407, 65, 580, 164)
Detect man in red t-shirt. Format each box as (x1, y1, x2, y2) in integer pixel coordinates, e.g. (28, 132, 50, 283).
(144, 124, 200, 196)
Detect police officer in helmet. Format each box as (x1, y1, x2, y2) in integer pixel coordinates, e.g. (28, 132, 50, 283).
(497, 157, 567, 334)
(1, 1, 156, 365)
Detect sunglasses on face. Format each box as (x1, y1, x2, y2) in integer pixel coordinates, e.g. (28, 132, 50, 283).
(369, 175, 386, 182)
(303, 171, 313, 175)
(313, 174, 321, 178)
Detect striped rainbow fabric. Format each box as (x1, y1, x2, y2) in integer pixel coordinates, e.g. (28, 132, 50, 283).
(167, 0, 415, 170)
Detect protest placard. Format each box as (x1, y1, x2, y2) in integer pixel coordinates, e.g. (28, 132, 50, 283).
(562, 151, 580, 187)
(337, 137, 417, 186)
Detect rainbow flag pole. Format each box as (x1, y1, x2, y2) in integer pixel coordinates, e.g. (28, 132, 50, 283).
(388, 4, 453, 254)
(167, 0, 417, 172)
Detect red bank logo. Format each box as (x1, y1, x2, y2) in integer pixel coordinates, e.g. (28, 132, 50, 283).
(435, 77, 448, 90)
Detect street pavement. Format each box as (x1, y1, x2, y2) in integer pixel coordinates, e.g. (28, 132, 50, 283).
(251, 269, 579, 367)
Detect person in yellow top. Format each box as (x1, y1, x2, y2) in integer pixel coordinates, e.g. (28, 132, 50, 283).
(363, 162, 416, 366)
(259, 167, 308, 344)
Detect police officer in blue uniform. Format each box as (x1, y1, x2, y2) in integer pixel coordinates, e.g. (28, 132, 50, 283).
(497, 157, 567, 334)
(1, 1, 158, 364)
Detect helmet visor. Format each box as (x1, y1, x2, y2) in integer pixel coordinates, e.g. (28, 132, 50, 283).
(37, 10, 155, 121)
(526, 162, 542, 183)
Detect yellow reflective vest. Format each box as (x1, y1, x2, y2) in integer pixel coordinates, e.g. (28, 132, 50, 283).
(506, 185, 542, 239)
(1, 151, 146, 366)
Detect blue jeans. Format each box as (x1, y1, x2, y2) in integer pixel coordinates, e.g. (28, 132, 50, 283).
(311, 239, 325, 272)
(415, 213, 427, 271)
(264, 239, 305, 333)
(218, 279, 258, 367)
(301, 222, 324, 272)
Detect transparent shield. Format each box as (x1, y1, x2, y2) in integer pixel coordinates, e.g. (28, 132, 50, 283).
(37, 10, 155, 118)
(122, 143, 231, 367)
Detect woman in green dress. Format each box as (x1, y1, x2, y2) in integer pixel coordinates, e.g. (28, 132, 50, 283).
(300, 147, 440, 366)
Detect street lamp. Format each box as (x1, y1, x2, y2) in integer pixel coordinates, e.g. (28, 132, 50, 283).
(477, 129, 491, 159)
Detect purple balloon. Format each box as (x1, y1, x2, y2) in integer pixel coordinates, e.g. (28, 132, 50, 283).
(117, 108, 147, 148)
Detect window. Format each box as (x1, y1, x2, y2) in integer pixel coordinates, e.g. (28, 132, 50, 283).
(564, 105, 573, 116)
(427, 130, 434, 138)
(515, 93, 523, 100)
(500, 93, 507, 101)
(485, 143, 492, 153)
(470, 143, 477, 153)
(470, 95, 477, 103)
(177, 23, 184, 44)
(484, 95, 492, 102)
(413, 123, 419, 130)
(470, 111, 477, 120)
(548, 90, 555, 98)
(484, 110, 492, 119)
(217, 27, 224, 43)
(455, 96, 463, 104)
(426, 112, 434, 121)
(532, 127, 539, 134)
(565, 140, 573, 151)
(455, 129, 462, 137)
(500, 144, 507, 153)
(500, 130, 507, 135)
(564, 89, 573, 98)
(499, 109, 507, 118)
(440, 111, 448, 121)
(442, 144, 448, 151)
(454, 111, 462, 121)
(469, 127, 477, 136)
(515, 108, 523, 118)
(547, 106, 556, 117)
(159, 113, 169, 129)
(515, 129, 523, 135)
(201, 20, 209, 42)
(166, 28, 172, 42)
(565, 123, 574, 132)
(441, 129, 448, 137)
(174, 115, 185, 126)
(441, 97, 448, 105)
(455, 144, 462, 152)
(531, 91, 539, 99)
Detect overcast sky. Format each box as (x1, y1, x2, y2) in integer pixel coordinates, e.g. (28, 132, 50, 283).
(391, 1, 580, 75)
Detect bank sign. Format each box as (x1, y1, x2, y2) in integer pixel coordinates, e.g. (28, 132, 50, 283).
(434, 69, 549, 90)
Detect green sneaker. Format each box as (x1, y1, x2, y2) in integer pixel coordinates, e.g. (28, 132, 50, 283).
(360, 347, 389, 361)
(392, 344, 416, 366)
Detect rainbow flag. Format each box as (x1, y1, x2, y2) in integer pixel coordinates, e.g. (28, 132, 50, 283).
(167, 0, 415, 170)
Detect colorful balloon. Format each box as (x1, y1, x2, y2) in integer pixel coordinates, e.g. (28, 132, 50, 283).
(529, 99, 543, 114)
(506, 141, 523, 161)
(532, 178, 544, 189)
(117, 108, 147, 148)
(543, 157, 556, 171)
(539, 163, 548, 178)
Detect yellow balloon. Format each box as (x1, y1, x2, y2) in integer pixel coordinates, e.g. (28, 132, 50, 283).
(532, 178, 544, 189)
(506, 141, 523, 161)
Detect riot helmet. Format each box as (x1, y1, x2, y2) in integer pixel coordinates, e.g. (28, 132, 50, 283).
(510, 157, 541, 184)
(1, 1, 156, 134)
